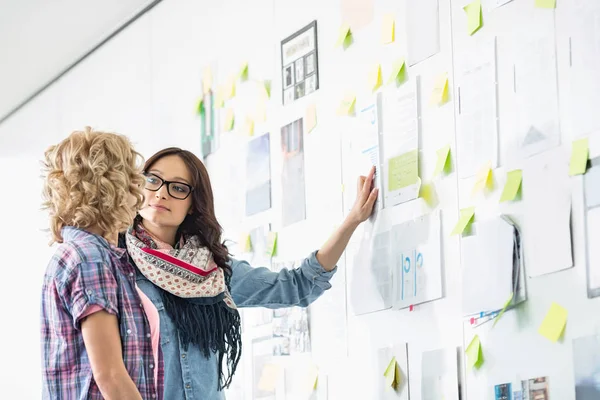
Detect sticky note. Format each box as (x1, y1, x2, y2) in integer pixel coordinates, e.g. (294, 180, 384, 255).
(266, 232, 278, 257)
(493, 292, 514, 327)
(241, 233, 252, 252)
(335, 23, 352, 48)
(337, 93, 356, 116)
(539, 302, 568, 342)
(383, 356, 398, 388)
(471, 162, 493, 196)
(500, 169, 523, 202)
(202, 67, 213, 94)
(196, 98, 204, 115)
(307, 365, 319, 391)
(535, 0, 556, 8)
(388, 150, 419, 191)
(263, 80, 272, 99)
(225, 76, 236, 99)
(239, 62, 249, 81)
(463, 0, 483, 36)
(466, 335, 484, 369)
(430, 73, 449, 105)
(258, 363, 280, 392)
(451, 207, 475, 236)
(433, 145, 451, 177)
(420, 182, 437, 208)
(215, 86, 225, 108)
(223, 108, 235, 132)
(569, 138, 589, 176)
(243, 116, 255, 136)
(306, 104, 317, 133)
(369, 64, 383, 92)
(387, 59, 407, 85)
(381, 14, 395, 44)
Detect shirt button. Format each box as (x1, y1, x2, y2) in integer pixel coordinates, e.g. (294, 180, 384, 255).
(152, 395, 156, 399)
(149, 364, 154, 369)
(126, 329, 131, 335)
(147, 333, 151, 338)
(182, 354, 186, 359)
(185, 384, 191, 389)
(86, 289, 93, 295)
(129, 272, 134, 277)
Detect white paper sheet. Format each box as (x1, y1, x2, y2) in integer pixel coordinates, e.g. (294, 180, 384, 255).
(523, 147, 573, 277)
(382, 79, 420, 207)
(406, 0, 440, 66)
(421, 348, 460, 400)
(569, 0, 600, 137)
(377, 344, 409, 400)
(391, 210, 443, 309)
(492, 0, 514, 8)
(456, 38, 498, 178)
(514, 15, 561, 159)
(462, 217, 515, 315)
(584, 157, 600, 297)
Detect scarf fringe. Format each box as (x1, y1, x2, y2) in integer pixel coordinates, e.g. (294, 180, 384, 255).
(160, 290, 242, 390)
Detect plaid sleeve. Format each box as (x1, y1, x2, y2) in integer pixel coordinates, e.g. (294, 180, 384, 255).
(56, 262, 120, 330)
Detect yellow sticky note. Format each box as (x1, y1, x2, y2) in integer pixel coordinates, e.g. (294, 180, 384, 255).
(306, 104, 317, 133)
(433, 145, 451, 177)
(307, 365, 319, 391)
(202, 67, 213, 95)
(223, 108, 235, 131)
(263, 80, 272, 99)
(240, 233, 252, 252)
(258, 363, 280, 392)
(335, 23, 352, 48)
(493, 292, 514, 327)
(539, 302, 568, 342)
(535, 0, 556, 8)
(381, 14, 395, 44)
(369, 64, 383, 92)
(383, 356, 397, 388)
(420, 182, 437, 208)
(337, 93, 356, 116)
(466, 335, 484, 369)
(215, 86, 225, 109)
(471, 162, 493, 196)
(196, 98, 204, 115)
(387, 59, 407, 85)
(463, 0, 483, 36)
(239, 62, 249, 81)
(451, 207, 475, 236)
(266, 232, 278, 257)
(243, 116, 255, 136)
(388, 150, 419, 191)
(430, 73, 449, 105)
(569, 138, 589, 176)
(225, 76, 236, 99)
(500, 169, 523, 202)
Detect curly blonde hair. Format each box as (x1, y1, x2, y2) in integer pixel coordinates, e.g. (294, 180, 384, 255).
(42, 127, 145, 244)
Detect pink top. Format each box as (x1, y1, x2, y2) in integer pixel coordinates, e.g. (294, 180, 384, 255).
(80, 285, 160, 387)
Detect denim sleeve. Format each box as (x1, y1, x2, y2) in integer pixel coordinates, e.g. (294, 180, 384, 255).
(230, 250, 337, 309)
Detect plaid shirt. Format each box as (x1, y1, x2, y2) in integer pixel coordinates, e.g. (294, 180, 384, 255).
(41, 227, 163, 400)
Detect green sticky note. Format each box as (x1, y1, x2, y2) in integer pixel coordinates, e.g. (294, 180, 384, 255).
(223, 108, 235, 131)
(388, 150, 419, 191)
(569, 138, 589, 176)
(420, 182, 437, 207)
(539, 302, 568, 342)
(466, 335, 483, 369)
(463, 0, 483, 36)
(263, 80, 272, 98)
(196, 98, 204, 115)
(335, 23, 352, 48)
(266, 232, 278, 257)
(433, 145, 451, 177)
(387, 59, 406, 85)
(535, 0, 556, 8)
(451, 207, 475, 236)
(383, 356, 396, 388)
(337, 93, 356, 116)
(239, 62, 249, 81)
(500, 169, 523, 202)
(493, 292, 514, 327)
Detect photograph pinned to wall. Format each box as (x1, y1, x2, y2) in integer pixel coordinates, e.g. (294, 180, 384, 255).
(520, 377, 549, 400)
(200, 89, 219, 159)
(246, 133, 272, 216)
(583, 156, 600, 298)
(494, 383, 512, 400)
(422, 348, 460, 400)
(281, 118, 307, 227)
(252, 336, 280, 400)
(281, 21, 319, 105)
(573, 334, 600, 399)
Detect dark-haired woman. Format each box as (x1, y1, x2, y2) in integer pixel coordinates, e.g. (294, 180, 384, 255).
(121, 147, 378, 399)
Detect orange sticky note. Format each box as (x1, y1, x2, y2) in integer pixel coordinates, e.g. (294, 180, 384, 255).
(306, 104, 317, 133)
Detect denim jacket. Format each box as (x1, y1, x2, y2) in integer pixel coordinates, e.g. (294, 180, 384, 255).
(135, 250, 336, 400)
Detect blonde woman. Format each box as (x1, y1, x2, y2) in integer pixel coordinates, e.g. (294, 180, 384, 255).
(40, 128, 162, 400)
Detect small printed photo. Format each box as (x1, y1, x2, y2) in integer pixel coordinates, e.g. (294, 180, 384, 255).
(305, 74, 317, 95)
(294, 82, 305, 100)
(283, 87, 295, 105)
(283, 64, 294, 88)
(305, 52, 316, 75)
(294, 58, 304, 82)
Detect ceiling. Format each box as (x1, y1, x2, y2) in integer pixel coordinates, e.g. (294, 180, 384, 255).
(0, 0, 159, 123)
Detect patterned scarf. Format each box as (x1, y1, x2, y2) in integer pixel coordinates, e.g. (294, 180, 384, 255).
(124, 219, 242, 390)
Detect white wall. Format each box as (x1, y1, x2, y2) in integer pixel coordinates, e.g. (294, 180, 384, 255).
(2, 0, 600, 399)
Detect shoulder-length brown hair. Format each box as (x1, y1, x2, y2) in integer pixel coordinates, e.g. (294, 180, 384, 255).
(143, 148, 231, 275)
